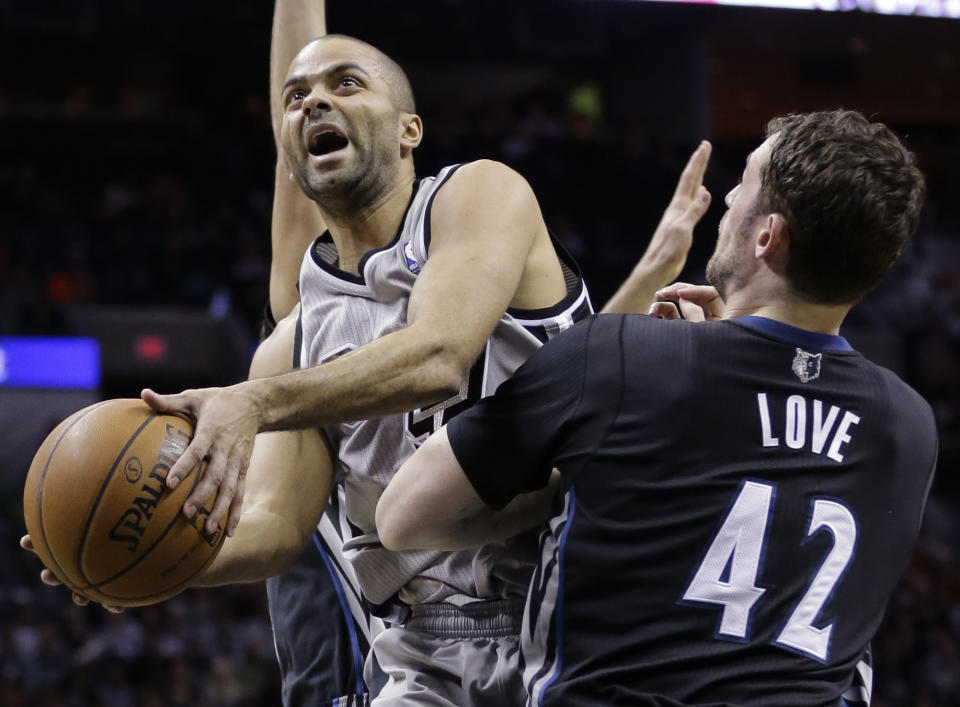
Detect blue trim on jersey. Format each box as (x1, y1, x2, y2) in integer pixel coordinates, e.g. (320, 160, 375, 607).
(733, 316, 854, 352)
(538, 488, 578, 706)
(314, 533, 366, 697)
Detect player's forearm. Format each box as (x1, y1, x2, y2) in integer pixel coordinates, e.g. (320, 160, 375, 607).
(250, 325, 466, 432)
(601, 261, 679, 315)
(194, 506, 308, 586)
(382, 472, 560, 552)
(270, 0, 326, 140)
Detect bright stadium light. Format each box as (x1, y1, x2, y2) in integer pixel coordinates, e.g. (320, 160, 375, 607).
(631, 0, 960, 17)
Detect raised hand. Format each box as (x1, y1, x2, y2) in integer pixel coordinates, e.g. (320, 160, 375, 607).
(602, 141, 712, 314)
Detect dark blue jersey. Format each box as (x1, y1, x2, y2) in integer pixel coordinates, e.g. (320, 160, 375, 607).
(448, 314, 937, 706)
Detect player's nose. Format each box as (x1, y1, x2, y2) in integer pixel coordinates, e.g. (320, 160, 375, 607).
(725, 184, 739, 208)
(303, 87, 332, 117)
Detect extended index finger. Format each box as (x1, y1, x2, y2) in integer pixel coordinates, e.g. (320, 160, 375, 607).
(673, 141, 712, 201)
(167, 436, 209, 491)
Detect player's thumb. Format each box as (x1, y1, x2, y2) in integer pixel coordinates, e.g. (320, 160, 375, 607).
(141, 388, 189, 415)
(681, 187, 711, 225)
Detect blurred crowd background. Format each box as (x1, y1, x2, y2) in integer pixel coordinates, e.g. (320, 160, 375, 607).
(1, 1, 958, 704)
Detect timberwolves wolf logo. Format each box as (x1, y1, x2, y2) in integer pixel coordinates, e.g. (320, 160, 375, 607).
(792, 348, 822, 383)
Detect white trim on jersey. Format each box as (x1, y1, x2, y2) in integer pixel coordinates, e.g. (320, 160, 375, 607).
(523, 490, 577, 707)
(510, 286, 590, 328)
(841, 655, 873, 706)
(317, 485, 387, 644)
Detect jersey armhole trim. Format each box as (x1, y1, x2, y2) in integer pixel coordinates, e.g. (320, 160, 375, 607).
(420, 164, 464, 257)
(293, 308, 304, 369)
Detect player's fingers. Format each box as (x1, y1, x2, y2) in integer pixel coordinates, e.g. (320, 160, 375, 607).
(20, 534, 35, 552)
(72, 592, 89, 606)
(675, 286, 725, 319)
(648, 301, 683, 320)
(104, 604, 125, 614)
(674, 285, 721, 307)
(185, 452, 225, 522)
(207, 437, 251, 535)
(204, 460, 237, 535)
(40, 569, 62, 586)
(166, 439, 208, 491)
(141, 388, 195, 418)
(677, 298, 707, 322)
(673, 140, 712, 199)
(677, 187, 711, 227)
(226, 473, 247, 537)
(655, 282, 698, 302)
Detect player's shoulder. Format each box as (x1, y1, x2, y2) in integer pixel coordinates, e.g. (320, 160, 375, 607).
(434, 159, 534, 205)
(862, 356, 936, 430)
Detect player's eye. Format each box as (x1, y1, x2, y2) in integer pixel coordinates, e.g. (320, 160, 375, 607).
(339, 75, 361, 88)
(286, 88, 307, 107)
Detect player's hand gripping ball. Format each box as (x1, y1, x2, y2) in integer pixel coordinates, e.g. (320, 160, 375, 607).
(23, 399, 225, 607)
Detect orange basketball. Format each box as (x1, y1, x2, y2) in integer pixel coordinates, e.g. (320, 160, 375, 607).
(23, 398, 225, 607)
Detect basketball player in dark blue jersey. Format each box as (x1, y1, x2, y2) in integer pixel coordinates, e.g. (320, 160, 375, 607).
(377, 109, 934, 706)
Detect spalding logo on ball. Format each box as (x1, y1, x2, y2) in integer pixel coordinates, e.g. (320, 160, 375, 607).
(23, 399, 226, 607)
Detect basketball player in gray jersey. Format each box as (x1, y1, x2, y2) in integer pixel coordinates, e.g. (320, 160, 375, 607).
(134, 33, 713, 704)
(20, 11, 713, 707)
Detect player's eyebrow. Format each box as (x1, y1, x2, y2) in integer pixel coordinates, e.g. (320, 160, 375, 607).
(283, 62, 374, 92)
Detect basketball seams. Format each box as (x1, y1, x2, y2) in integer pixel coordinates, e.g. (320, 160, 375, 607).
(78, 454, 212, 597)
(35, 399, 113, 593)
(74, 410, 158, 588)
(96, 521, 224, 605)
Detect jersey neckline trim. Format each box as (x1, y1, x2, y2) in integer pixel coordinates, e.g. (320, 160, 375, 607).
(309, 179, 423, 286)
(731, 316, 854, 352)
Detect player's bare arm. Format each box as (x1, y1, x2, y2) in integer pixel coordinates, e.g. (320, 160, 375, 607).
(376, 427, 560, 552)
(269, 0, 327, 320)
(193, 307, 333, 585)
(144, 160, 566, 534)
(601, 140, 712, 315)
(19, 310, 333, 597)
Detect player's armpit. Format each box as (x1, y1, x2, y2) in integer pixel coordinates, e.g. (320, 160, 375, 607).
(377, 427, 558, 552)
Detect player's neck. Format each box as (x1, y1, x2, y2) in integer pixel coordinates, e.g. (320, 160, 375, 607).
(721, 285, 851, 336)
(322, 175, 417, 275)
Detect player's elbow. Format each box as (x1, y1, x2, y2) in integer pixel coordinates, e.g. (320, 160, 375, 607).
(375, 494, 416, 552)
(419, 342, 469, 399)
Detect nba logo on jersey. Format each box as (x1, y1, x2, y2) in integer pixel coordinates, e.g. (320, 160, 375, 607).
(404, 241, 421, 274)
(792, 348, 822, 383)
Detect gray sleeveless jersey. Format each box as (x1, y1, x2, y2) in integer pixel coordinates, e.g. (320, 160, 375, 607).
(297, 164, 592, 611)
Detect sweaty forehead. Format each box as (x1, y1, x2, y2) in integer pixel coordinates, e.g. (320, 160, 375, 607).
(288, 37, 384, 79)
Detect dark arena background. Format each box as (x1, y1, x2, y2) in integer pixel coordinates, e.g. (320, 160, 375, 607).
(2, 1, 958, 704)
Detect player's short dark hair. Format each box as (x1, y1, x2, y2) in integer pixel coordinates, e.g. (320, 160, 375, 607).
(758, 109, 925, 304)
(314, 34, 416, 114)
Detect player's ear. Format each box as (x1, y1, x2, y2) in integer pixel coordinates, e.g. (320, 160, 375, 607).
(399, 113, 423, 154)
(756, 213, 788, 261)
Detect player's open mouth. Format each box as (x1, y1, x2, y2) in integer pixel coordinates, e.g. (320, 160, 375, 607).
(308, 131, 349, 156)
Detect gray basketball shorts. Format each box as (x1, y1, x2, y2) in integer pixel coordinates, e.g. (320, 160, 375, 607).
(366, 597, 526, 707)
